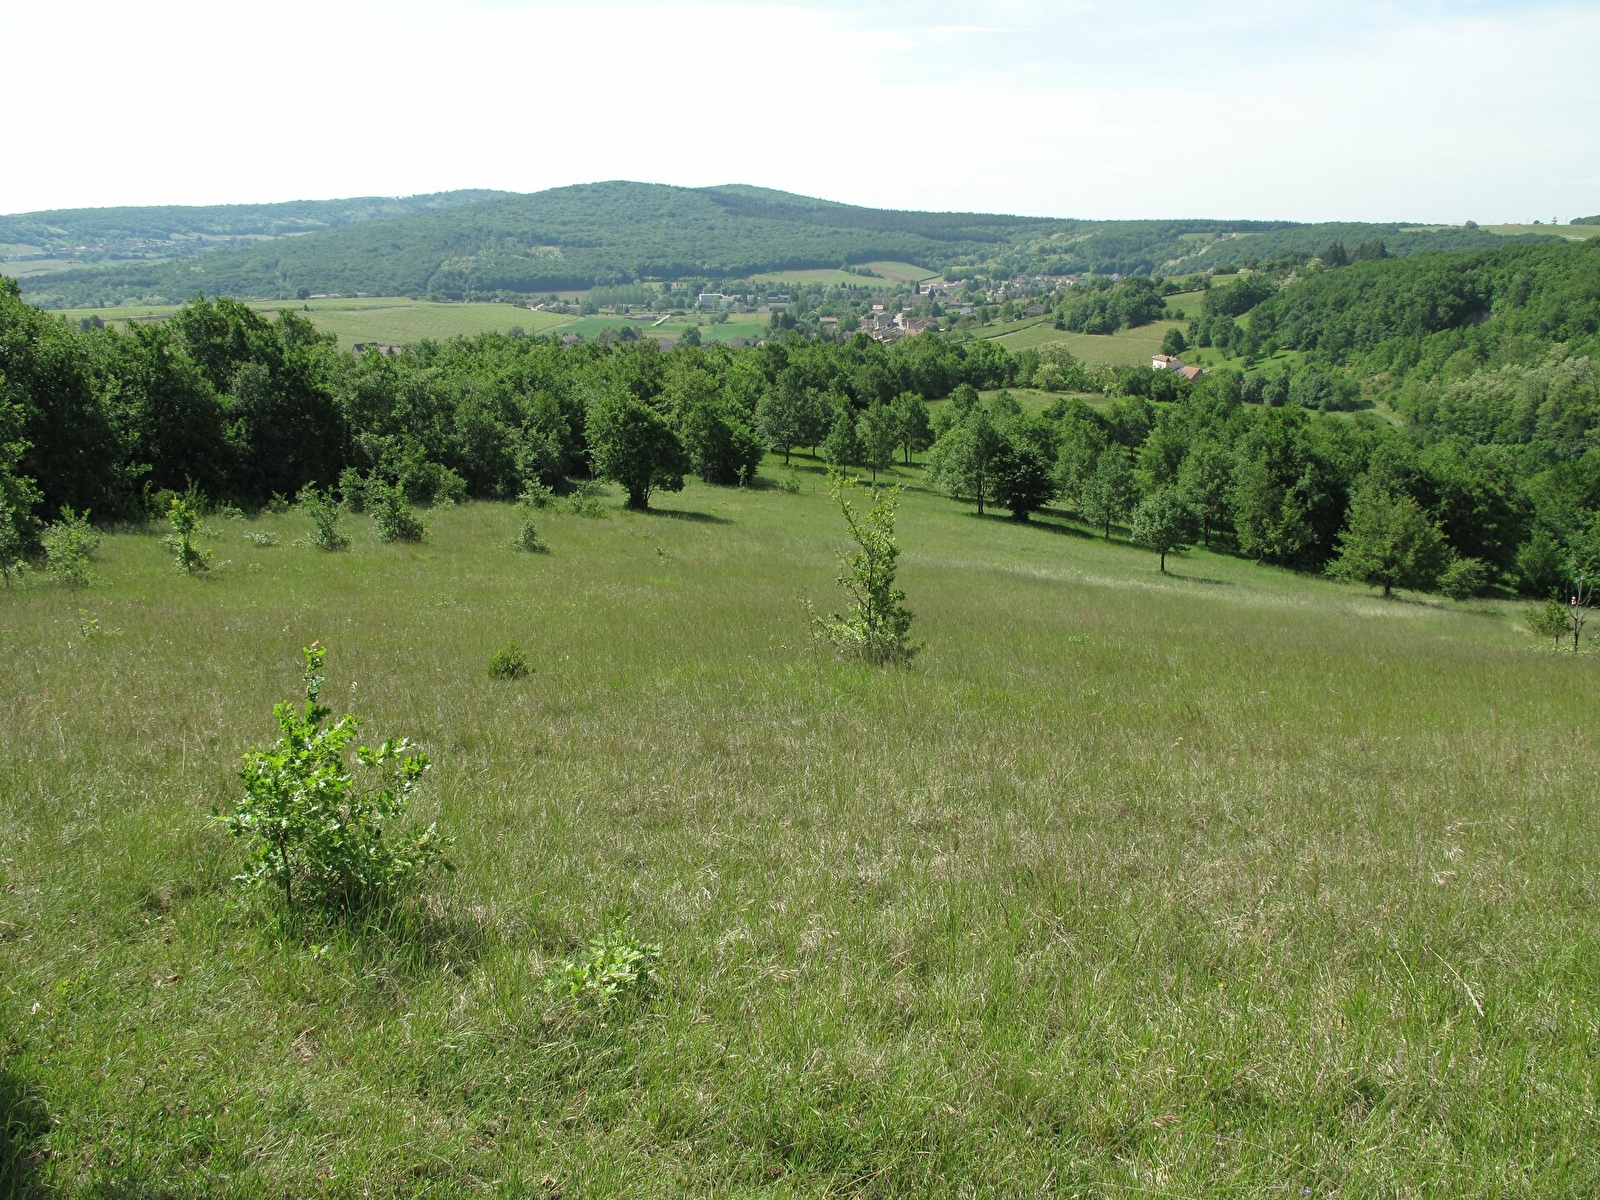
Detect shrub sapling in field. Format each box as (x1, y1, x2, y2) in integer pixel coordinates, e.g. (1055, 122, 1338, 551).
(807, 473, 917, 665)
(487, 642, 531, 680)
(163, 489, 213, 577)
(1526, 597, 1570, 648)
(509, 518, 548, 553)
(1438, 556, 1489, 600)
(243, 530, 279, 547)
(41, 507, 99, 588)
(221, 644, 451, 915)
(369, 481, 426, 543)
(299, 486, 350, 551)
(546, 930, 662, 1007)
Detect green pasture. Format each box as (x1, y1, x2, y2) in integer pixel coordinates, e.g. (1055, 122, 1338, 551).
(3, 463, 1598, 1196)
(744, 261, 936, 288)
(1406, 224, 1600, 242)
(48, 297, 571, 350)
(549, 314, 772, 344)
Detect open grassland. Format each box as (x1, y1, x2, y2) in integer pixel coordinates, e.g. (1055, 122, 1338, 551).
(48, 298, 571, 350)
(991, 317, 1171, 363)
(3, 466, 1599, 1197)
(549, 315, 772, 344)
(744, 262, 936, 288)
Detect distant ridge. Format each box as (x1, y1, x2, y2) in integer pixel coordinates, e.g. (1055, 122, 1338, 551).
(7, 181, 1558, 308)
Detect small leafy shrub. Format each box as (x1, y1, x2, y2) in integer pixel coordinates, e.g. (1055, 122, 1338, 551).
(266, 492, 293, 515)
(1438, 556, 1489, 600)
(487, 642, 531, 680)
(244, 530, 279, 547)
(518, 480, 556, 509)
(776, 468, 802, 494)
(299, 486, 349, 551)
(509, 519, 548, 553)
(546, 930, 662, 1006)
(566, 480, 609, 519)
(370, 481, 426, 543)
(1526, 597, 1569, 648)
(220, 644, 452, 915)
(339, 467, 369, 513)
(163, 490, 214, 577)
(806, 473, 918, 665)
(41, 507, 99, 588)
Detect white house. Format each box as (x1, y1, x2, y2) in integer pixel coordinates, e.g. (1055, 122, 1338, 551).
(1152, 354, 1186, 371)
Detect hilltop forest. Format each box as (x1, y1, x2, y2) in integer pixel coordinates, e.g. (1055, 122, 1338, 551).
(10, 182, 1558, 308)
(4, 228, 1599, 599)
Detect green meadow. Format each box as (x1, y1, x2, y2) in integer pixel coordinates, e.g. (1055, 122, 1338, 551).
(3, 460, 1597, 1196)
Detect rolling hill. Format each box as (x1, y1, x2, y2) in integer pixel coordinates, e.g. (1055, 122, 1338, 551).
(7, 181, 1560, 308)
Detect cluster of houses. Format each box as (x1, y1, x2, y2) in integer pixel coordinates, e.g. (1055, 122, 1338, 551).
(1152, 353, 1205, 381)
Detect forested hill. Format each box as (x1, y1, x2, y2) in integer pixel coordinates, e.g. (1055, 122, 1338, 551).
(10, 180, 1556, 308)
(0, 191, 509, 273)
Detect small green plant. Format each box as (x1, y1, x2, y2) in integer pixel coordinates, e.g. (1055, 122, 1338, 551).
(266, 492, 293, 514)
(805, 473, 918, 666)
(1438, 556, 1489, 600)
(776, 467, 802, 494)
(75, 609, 103, 639)
(1526, 597, 1569, 648)
(509, 518, 549, 553)
(163, 490, 213, 577)
(41, 507, 99, 588)
(299, 486, 349, 551)
(244, 530, 279, 547)
(370, 481, 426, 543)
(566, 480, 609, 519)
(487, 642, 531, 680)
(546, 930, 662, 1006)
(518, 480, 556, 509)
(220, 644, 451, 915)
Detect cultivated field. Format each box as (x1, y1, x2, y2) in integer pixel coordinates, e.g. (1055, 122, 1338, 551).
(3, 461, 1597, 1196)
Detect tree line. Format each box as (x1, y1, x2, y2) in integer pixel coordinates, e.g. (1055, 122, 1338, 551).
(5, 245, 1598, 602)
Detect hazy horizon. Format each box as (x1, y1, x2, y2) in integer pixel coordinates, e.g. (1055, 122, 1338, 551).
(3, 0, 1595, 224)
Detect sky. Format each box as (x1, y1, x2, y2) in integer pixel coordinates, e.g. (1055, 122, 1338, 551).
(2, 0, 1596, 222)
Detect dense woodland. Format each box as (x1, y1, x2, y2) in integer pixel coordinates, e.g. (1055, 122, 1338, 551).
(15, 182, 1558, 309)
(3, 230, 1598, 599)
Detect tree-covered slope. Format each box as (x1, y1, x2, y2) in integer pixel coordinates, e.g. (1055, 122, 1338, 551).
(0, 191, 509, 271)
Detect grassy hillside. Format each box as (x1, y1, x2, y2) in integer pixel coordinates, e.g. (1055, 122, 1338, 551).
(13, 182, 1560, 309)
(3, 466, 1597, 1196)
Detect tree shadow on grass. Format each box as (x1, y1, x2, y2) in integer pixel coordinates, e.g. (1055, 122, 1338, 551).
(1, 1067, 50, 1199)
(1166, 571, 1233, 586)
(639, 507, 732, 525)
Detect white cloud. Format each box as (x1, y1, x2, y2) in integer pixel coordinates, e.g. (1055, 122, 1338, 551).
(0, 0, 1594, 222)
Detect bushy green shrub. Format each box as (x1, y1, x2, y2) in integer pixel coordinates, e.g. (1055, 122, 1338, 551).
(220, 645, 451, 915)
(244, 530, 279, 547)
(518, 480, 556, 509)
(41, 507, 99, 588)
(1439, 556, 1489, 600)
(162, 489, 213, 577)
(370, 481, 425, 543)
(546, 930, 661, 1006)
(487, 642, 531, 680)
(508, 519, 548, 553)
(299, 486, 349, 551)
(339, 467, 369, 513)
(566, 480, 609, 519)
